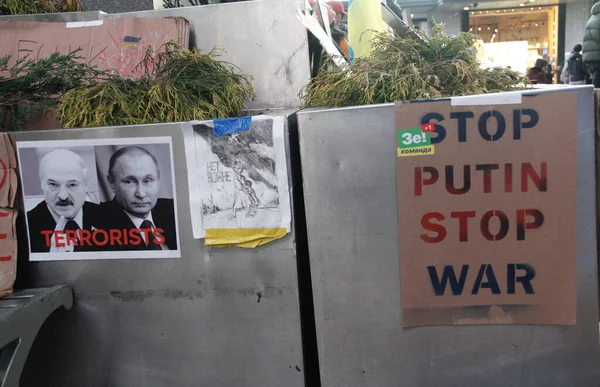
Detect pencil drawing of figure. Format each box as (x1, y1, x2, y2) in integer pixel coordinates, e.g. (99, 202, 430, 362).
(243, 180, 260, 217)
(228, 161, 261, 219)
(193, 118, 282, 229)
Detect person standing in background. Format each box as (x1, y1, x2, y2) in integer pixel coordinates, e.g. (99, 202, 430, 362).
(543, 54, 558, 84)
(327, 0, 349, 57)
(583, 2, 600, 88)
(567, 44, 587, 85)
(527, 59, 549, 84)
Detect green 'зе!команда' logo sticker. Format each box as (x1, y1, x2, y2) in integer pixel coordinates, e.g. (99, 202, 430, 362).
(397, 126, 435, 157)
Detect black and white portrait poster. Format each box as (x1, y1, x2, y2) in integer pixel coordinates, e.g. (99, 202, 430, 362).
(17, 137, 180, 261)
(183, 115, 291, 239)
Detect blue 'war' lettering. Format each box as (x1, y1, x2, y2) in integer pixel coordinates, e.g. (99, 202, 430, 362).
(427, 264, 536, 296)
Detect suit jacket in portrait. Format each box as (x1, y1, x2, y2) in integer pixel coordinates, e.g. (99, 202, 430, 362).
(99, 198, 177, 251)
(26, 201, 102, 253)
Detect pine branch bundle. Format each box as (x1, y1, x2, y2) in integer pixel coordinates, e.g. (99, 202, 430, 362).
(301, 24, 526, 107)
(59, 43, 255, 128)
(0, 49, 105, 131)
(0, 0, 82, 15)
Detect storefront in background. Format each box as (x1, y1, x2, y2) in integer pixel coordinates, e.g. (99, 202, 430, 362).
(468, 5, 560, 80)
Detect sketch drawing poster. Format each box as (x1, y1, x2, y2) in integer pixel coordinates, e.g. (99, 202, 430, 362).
(183, 115, 291, 242)
(17, 137, 180, 261)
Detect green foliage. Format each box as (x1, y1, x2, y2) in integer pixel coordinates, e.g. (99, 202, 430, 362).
(0, 50, 105, 131)
(0, 0, 82, 15)
(59, 43, 255, 128)
(301, 24, 526, 108)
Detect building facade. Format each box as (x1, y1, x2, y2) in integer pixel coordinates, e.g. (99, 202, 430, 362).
(403, 0, 595, 77)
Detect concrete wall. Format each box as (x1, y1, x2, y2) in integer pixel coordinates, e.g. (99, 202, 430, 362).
(565, 0, 594, 57)
(431, 10, 462, 36)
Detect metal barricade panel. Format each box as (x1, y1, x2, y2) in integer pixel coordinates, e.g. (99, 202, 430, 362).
(297, 88, 600, 387)
(16, 119, 304, 387)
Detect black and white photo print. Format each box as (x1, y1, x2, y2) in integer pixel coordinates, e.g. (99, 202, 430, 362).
(17, 137, 180, 261)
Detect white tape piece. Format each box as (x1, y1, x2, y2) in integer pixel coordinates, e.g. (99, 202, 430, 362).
(451, 91, 523, 106)
(66, 20, 104, 28)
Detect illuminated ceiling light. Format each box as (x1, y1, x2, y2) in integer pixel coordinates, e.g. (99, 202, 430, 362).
(464, 6, 469, 10)
(469, 28, 473, 31)
(535, 22, 538, 26)
(478, 27, 481, 31)
(511, 9, 515, 12)
(487, 26, 490, 30)
(494, 28, 498, 32)
(531, 7, 534, 10)
(538, 7, 541, 9)
(485, 10, 489, 13)
(519, 3, 525, 6)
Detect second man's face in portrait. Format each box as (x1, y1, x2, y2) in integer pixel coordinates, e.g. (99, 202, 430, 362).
(110, 153, 160, 219)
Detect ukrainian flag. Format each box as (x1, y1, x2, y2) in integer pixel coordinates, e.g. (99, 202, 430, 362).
(348, 0, 388, 59)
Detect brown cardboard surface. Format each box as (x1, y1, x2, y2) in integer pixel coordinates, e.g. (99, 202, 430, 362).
(0, 17, 189, 77)
(0, 133, 18, 296)
(0, 134, 18, 208)
(0, 209, 18, 297)
(0, 17, 190, 130)
(396, 92, 578, 326)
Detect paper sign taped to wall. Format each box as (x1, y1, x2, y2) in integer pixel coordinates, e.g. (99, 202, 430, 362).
(17, 137, 181, 261)
(183, 115, 291, 247)
(395, 92, 577, 327)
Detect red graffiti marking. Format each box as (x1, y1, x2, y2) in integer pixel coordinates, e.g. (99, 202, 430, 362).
(0, 157, 7, 191)
(0, 256, 11, 262)
(0, 212, 10, 243)
(97, 27, 174, 79)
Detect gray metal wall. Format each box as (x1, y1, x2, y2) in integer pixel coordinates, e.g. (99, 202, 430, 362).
(81, 0, 152, 13)
(105, 0, 311, 110)
(297, 87, 600, 387)
(18, 116, 304, 387)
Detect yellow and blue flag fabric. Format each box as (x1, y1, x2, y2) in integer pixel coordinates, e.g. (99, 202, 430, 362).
(348, 0, 388, 59)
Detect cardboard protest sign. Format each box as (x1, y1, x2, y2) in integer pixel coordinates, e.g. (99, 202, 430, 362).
(0, 134, 19, 208)
(0, 208, 18, 297)
(395, 92, 577, 326)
